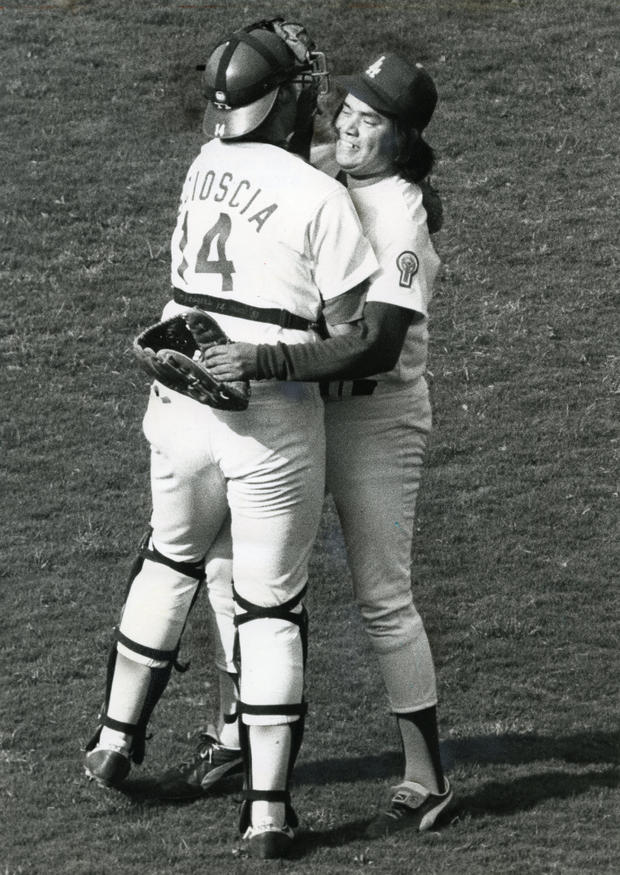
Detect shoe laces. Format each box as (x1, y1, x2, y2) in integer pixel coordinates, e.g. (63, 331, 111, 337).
(174, 733, 219, 771)
(197, 733, 219, 760)
(384, 801, 413, 822)
(245, 818, 294, 839)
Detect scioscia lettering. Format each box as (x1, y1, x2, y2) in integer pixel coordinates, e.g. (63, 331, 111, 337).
(185, 169, 278, 233)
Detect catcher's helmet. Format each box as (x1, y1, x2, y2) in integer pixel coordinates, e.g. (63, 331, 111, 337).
(201, 20, 329, 140)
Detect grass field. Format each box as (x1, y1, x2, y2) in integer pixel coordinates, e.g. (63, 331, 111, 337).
(1, 0, 618, 872)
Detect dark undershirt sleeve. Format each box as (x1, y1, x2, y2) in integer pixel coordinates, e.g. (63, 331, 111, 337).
(255, 325, 375, 381)
(255, 302, 416, 382)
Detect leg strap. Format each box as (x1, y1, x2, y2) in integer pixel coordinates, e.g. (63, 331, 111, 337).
(123, 527, 205, 594)
(85, 715, 138, 753)
(232, 583, 309, 667)
(233, 583, 307, 626)
(139, 538, 205, 582)
(115, 630, 181, 666)
(102, 715, 136, 735)
(239, 701, 308, 719)
(243, 789, 291, 804)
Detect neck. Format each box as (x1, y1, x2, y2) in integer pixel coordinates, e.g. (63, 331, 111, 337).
(345, 168, 394, 188)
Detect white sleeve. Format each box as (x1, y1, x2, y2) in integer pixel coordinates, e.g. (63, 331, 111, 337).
(307, 189, 378, 302)
(365, 232, 440, 318)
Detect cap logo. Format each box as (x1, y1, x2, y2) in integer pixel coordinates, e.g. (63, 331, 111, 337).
(366, 56, 386, 79)
(214, 122, 226, 137)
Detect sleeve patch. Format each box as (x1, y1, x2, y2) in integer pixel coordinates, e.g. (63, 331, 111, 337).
(396, 250, 419, 288)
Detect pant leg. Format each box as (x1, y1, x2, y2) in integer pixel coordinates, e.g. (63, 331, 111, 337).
(95, 383, 231, 756)
(118, 383, 230, 663)
(144, 383, 230, 562)
(217, 384, 325, 724)
(325, 382, 437, 712)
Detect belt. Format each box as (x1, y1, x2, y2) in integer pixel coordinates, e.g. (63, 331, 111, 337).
(173, 288, 312, 331)
(320, 380, 378, 398)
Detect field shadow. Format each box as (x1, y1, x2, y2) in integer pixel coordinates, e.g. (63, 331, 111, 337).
(290, 731, 619, 851)
(112, 772, 243, 805)
(110, 729, 618, 839)
(294, 728, 620, 788)
(293, 766, 619, 854)
(440, 729, 620, 770)
(451, 767, 618, 820)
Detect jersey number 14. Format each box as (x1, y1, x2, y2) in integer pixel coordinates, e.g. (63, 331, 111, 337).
(177, 211, 235, 291)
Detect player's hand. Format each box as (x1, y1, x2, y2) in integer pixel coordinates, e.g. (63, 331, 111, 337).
(201, 343, 259, 381)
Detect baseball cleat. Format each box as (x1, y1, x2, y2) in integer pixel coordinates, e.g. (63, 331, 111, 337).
(84, 746, 131, 789)
(156, 732, 243, 799)
(365, 778, 453, 838)
(242, 818, 295, 859)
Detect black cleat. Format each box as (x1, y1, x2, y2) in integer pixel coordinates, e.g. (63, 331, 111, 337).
(84, 747, 131, 789)
(243, 819, 295, 859)
(365, 779, 453, 838)
(156, 732, 243, 800)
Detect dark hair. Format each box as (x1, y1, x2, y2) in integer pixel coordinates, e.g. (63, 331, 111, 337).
(331, 100, 435, 183)
(392, 122, 435, 183)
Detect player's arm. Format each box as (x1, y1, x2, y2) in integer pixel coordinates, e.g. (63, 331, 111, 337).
(201, 298, 419, 382)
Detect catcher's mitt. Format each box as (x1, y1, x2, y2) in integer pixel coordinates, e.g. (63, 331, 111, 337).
(133, 310, 250, 411)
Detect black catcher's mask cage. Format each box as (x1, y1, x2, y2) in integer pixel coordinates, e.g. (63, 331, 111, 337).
(197, 16, 330, 100)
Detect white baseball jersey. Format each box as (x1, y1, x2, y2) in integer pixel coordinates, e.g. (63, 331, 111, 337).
(165, 139, 377, 345)
(346, 174, 440, 387)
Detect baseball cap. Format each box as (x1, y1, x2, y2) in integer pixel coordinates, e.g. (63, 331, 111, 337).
(339, 53, 437, 131)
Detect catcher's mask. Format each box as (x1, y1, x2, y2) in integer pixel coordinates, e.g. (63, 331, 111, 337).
(199, 18, 329, 140)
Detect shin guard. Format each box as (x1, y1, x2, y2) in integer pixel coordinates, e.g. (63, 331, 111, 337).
(87, 530, 205, 764)
(233, 585, 308, 832)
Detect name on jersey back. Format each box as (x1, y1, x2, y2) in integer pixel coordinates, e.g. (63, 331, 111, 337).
(183, 167, 278, 233)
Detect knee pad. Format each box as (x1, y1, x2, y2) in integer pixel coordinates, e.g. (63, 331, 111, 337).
(118, 532, 205, 666)
(89, 530, 205, 763)
(233, 584, 308, 725)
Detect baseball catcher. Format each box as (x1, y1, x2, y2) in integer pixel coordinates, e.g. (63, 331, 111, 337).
(83, 14, 377, 863)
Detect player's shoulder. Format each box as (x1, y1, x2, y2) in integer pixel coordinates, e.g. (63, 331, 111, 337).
(283, 149, 355, 217)
(354, 176, 429, 257)
(379, 174, 423, 216)
(377, 176, 427, 234)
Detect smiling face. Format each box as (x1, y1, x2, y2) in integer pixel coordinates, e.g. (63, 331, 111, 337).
(334, 93, 396, 179)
